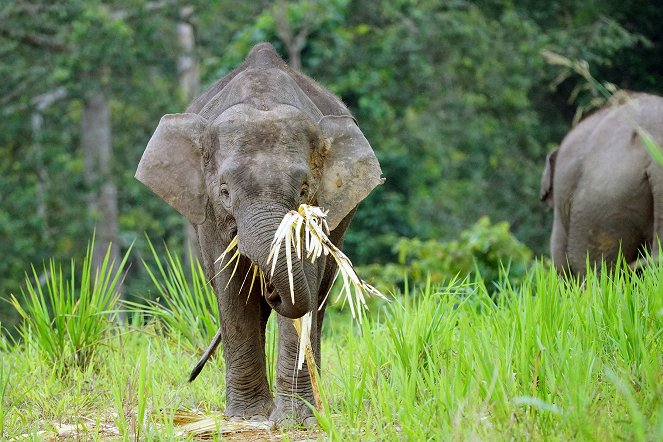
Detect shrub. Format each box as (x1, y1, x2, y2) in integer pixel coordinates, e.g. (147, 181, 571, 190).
(360, 216, 533, 292)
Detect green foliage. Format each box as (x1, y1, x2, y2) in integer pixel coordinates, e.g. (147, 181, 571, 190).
(0, 361, 10, 436)
(8, 241, 130, 372)
(2, 0, 663, 326)
(360, 216, 533, 292)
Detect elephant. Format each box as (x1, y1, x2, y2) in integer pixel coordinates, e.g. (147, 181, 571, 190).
(135, 42, 383, 425)
(540, 92, 663, 276)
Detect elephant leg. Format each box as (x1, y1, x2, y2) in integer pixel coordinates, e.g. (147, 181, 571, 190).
(217, 258, 274, 419)
(271, 312, 319, 426)
(630, 167, 663, 269)
(550, 209, 572, 276)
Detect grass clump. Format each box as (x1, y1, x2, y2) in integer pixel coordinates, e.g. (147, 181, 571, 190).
(9, 241, 130, 372)
(321, 260, 663, 440)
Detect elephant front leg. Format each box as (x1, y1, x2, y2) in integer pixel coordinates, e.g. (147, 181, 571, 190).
(270, 313, 319, 427)
(218, 266, 274, 419)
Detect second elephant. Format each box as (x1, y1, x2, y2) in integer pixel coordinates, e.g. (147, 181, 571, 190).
(540, 93, 663, 276)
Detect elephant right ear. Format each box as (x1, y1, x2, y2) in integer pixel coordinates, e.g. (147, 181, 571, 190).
(135, 113, 210, 225)
(316, 115, 384, 231)
(539, 148, 558, 208)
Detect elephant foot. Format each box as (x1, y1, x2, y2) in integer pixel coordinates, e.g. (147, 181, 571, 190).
(225, 396, 274, 421)
(269, 396, 318, 429)
(228, 414, 270, 422)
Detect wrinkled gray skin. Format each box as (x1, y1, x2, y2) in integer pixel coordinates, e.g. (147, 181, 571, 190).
(540, 93, 663, 276)
(135, 43, 382, 426)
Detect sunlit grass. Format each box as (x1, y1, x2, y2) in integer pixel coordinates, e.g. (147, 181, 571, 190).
(320, 260, 663, 440)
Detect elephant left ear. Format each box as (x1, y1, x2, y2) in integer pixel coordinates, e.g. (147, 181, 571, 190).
(317, 115, 384, 231)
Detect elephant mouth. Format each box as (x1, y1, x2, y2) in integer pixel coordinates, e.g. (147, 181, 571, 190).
(265, 282, 279, 305)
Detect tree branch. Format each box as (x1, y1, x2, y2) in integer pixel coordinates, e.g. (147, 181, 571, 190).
(0, 25, 68, 51)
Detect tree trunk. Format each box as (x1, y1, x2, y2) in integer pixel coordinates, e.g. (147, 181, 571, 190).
(30, 88, 68, 243)
(82, 87, 120, 274)
(31, 111, 48, 239)
(178, 6, 202, 268)
(274, 0, 312, 72)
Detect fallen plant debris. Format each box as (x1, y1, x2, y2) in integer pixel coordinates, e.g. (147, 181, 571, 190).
(16, 411, 322, 441)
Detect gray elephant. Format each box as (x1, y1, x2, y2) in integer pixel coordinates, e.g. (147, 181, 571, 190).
(540, 93, 663, 276)
(135, 43, 383, 425)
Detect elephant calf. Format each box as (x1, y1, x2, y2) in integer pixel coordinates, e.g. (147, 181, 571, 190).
(135, 43, 383, 425)
(540, 93, 663, 276)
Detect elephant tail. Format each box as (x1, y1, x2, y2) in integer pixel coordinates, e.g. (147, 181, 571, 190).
(189, 326, 223, 382)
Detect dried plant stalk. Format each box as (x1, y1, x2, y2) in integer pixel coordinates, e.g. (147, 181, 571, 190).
(267, 204, 388, 322)
(292, 313, 323, 413)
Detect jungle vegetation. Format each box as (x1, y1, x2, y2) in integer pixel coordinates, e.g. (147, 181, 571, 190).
(3, 0, 662, 316)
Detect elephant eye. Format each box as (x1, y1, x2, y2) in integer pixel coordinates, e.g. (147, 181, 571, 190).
(299, 183, 309, 199)
(220, 183, 231, 206)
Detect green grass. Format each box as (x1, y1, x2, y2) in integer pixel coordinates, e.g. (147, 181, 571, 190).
(1, 253, 662, 440)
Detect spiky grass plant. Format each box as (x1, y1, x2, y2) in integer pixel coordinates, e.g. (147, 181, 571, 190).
(9, 241, 130, 372)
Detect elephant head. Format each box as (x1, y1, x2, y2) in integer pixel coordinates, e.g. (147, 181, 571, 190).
(135, 92, 382, 319)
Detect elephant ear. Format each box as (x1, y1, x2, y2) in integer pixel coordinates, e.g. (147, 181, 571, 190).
(540, 148, 558, 208)
(317, 115, 384, 230)
(135, 113, 210, 225)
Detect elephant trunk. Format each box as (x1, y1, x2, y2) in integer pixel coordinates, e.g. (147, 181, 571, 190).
(236, 201, 312, 319)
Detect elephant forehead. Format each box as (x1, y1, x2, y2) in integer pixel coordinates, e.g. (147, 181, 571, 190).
(220, 153, 310, 197)
(214, 108, 319, 155)
(224, 151, 308, 173)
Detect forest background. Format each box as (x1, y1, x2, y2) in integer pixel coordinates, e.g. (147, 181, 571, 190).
(2, 0, 662, 325)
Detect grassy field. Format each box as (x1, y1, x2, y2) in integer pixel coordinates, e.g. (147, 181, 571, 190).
(1, 250, 662, 440)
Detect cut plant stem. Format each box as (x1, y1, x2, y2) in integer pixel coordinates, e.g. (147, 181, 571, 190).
(292, 313, 323, 412)
(266, 204, 388, 322)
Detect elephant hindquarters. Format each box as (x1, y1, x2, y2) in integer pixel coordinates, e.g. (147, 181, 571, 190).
(563, 199, 651, 275)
